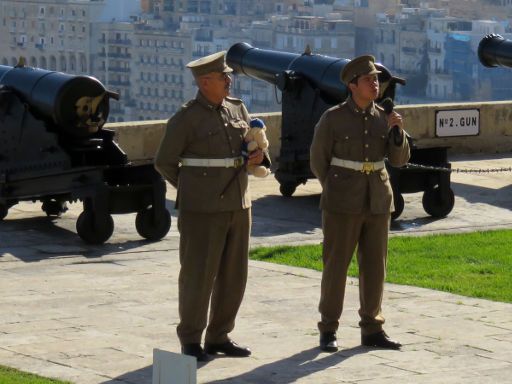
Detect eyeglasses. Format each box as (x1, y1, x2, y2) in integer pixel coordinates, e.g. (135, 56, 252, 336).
(205, 73, 231, 81)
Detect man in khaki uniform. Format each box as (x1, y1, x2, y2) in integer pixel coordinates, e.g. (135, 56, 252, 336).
(155, 51, 264, 361)
(310, 55, 410, 352)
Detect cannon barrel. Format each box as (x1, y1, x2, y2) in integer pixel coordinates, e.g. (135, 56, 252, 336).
(0, 63, 116, 137)
(227, 42, 400, 102)
(478, 34, 512, 68)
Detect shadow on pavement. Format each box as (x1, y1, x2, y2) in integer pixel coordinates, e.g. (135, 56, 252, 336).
(204, 346, 368, 384)
(0, 216, 155, 262)
(251, 194, 321, 237)
(451, 181, 512, 210)
(100, 346, 368, 384)
(100, 365, 153, 384)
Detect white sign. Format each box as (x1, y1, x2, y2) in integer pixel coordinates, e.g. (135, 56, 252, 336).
(152, 349, 196, 384)
(435, 109, 480, 137)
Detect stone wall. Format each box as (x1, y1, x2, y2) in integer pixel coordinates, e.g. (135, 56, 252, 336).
(106, 101, 512, 162)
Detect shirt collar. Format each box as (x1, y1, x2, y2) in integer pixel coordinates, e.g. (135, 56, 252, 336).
(346, 96, 377, 116)
(195, 91, 227, 111)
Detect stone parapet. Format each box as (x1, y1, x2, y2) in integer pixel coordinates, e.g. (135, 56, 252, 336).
(106, 101, 512, 161)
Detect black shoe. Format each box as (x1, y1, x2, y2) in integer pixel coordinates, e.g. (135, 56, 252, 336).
(319, 332, 338, 352)
(361, 331, 402, 350)
(204, 340, 251, 357)
(181, 343, 209, 362)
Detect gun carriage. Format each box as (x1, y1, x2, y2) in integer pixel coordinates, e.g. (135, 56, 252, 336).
(0, 61, 171, 244)
(227, 42, 454, 219)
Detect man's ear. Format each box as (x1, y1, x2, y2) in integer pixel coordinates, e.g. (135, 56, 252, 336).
(348, 82, 357, 93)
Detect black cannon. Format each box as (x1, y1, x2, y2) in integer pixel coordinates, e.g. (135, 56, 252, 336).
(478, 33, 512, 68)
(0, 60, 171, 244)
(227, 42, 454, 219)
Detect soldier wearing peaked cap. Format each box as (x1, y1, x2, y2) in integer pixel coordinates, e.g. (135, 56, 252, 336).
(310, 55, 410, 352)
(155, 51, 265, 361)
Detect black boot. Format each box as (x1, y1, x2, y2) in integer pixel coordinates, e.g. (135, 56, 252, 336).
(181, 343, 209, 361)
(204, 340, 251, 357)
(362, 331, 401, 350)
(319, 332, 338, 352)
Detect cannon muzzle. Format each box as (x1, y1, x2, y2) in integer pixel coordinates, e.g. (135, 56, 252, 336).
(227, 42, 403, 102)
(478, 34, 512, 68)
(0, 63, 116, 137)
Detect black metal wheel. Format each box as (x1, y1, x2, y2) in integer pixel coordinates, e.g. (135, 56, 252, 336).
(76, 210, 114, 244)
(135, 207, 171, 241)
(391, 193, 404, 221)
(279, 182, 297, 197)
(42, 199, 68, 217)
(422, 187, 455, 218)
(0, 204, 8, 221)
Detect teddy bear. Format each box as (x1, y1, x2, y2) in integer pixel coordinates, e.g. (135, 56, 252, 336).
(244, 118, 271, 177)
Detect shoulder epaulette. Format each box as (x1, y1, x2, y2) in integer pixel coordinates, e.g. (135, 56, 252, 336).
(225, 96, 243, 104)
(181, 99, 197, 109)
(375, 104, 384, 112)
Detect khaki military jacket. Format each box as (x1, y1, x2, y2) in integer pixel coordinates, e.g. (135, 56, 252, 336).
(155, 92, 251, 213)
(310, 97, 410, 214)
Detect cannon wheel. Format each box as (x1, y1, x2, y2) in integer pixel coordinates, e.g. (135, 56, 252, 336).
(76, 210, 114, 244)
(422, 187, 455, 218)
(391, 193, 404, 221)
(0, 204, 7, 221)
(279, 182, 297, 197)
(135, 207, 171, 241)
(42, 199, 68, 217)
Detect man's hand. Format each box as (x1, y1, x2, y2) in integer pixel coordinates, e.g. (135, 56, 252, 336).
(387, 111, 404, 132)
(247, 149, 264, 166)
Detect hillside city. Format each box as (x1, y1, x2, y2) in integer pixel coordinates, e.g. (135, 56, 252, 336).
(1, 0, 512, 123)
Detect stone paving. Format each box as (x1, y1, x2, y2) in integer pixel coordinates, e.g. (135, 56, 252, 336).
(0, 153, 511, 383)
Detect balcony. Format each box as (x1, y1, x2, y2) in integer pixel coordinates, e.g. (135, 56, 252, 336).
(98, 52, 132, 59)
(402, 46, 417, 54)
(109, 80, 131, 87)
(108, 66, 130, 73)
(108, 38, 132, 46)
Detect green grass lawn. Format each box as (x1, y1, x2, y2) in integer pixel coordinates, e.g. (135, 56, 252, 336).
(250, 229, 512, 303)
(0, 365, 71, 384)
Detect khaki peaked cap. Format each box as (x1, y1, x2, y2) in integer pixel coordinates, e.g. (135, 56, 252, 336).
(186, 51, 233, 77)
(340, 55, 381, 85)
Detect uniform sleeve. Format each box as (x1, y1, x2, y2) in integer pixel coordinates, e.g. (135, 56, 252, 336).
(310, 112, 333, 186)
(387, 128, 411, 168)
(241, 102, 251, 124)
(154, 113, 188, 189)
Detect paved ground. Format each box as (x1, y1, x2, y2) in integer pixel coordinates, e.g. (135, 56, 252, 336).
(0, 153, 511, 383)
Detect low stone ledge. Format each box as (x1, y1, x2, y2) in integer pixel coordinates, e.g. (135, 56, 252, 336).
(106, 102, 512, 162)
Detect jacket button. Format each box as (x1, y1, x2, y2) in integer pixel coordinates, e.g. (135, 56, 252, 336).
(345, 136, 349, 139)
(365, 157, 369, 161)
(365, 144, 369, 148)
(203, 172, 207, 176)
(364, 130, 368, 134)
(334, 174, 338, 178)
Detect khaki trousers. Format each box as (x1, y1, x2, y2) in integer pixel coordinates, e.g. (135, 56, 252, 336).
(318, 210, 390, 336)
(176, 208, 251, 345)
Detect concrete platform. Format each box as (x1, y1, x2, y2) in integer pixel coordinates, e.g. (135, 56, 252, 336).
(0, 153, 511, 383)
